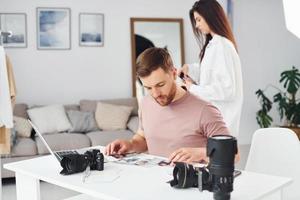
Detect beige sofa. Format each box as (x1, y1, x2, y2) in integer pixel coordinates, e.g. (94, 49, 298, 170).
(1, 98, 139, 178)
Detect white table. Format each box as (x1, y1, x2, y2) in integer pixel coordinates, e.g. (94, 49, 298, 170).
(4, 151, 292, 200)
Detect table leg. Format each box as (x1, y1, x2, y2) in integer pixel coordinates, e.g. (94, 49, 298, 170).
(15, 172, 40, 200)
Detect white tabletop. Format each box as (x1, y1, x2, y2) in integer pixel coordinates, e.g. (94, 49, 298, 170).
(4, 151, 292, 200)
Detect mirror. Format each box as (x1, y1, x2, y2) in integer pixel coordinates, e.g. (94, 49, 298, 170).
(130, 18, 185, 99)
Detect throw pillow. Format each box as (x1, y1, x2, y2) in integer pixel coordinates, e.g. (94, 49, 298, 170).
(127, 116, 139, 133)
(27, 105, 72, 134)
(13, 116, 32, 137)
(67, 110, 99, 133)
(80, 98, 138, 116)
(13, 103, 29, 118)
(95, 102, 133, 131)
(10, 128, 18, 147)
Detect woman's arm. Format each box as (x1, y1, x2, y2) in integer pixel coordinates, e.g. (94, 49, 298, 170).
(189, 43, 239, 101)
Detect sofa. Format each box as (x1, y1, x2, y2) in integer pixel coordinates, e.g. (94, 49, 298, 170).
(1, 98, 139, 178)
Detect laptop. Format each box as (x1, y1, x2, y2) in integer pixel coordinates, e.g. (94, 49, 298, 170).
(28, 120, 79, 163)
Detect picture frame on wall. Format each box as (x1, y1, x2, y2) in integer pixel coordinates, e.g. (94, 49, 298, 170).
(0, 13, 27, 48)
(37, 7, 71, 50)
(79, 13, 104, 47)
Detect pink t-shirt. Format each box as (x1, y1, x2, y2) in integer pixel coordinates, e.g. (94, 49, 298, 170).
(139, 92, 230, 157)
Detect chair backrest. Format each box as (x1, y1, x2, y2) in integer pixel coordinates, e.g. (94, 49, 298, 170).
(245, 128, 300, 200)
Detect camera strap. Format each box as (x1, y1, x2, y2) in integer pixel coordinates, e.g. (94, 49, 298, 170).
(82, 166, 91, 183)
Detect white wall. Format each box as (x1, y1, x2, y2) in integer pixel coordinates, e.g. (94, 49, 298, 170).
(0, 0, 200, 105)
(234, 0, 300, 144)
(2, 0, 299, 144)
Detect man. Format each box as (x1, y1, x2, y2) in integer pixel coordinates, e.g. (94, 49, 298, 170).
(106, 47, 233, 163)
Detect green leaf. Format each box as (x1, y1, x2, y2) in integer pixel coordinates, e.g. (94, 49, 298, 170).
(280, 66, 300, 95)
(273, 93, 288, 120)
(256, 110, 273, 128)
(256, 89, 272, 112)
(285, 102, 297, 122)
(256, 66, 300, 127)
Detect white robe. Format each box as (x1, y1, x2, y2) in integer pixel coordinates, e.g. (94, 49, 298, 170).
(188, 34, 243, 137)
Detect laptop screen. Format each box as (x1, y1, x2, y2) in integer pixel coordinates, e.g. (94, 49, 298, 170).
(28, 120, 58, 159)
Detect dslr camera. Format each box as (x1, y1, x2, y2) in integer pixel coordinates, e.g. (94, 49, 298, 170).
(169, 135, 237, 200)
(60, 149, 104, 175)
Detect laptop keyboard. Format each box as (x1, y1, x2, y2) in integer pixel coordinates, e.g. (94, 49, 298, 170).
(56, 150, 79, 157)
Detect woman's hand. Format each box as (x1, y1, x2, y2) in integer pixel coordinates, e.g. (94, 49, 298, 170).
(177, 64, 189, 77)
(183, 78, 193, 89)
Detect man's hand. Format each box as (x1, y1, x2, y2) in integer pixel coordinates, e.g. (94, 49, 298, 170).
(105, 139, 133, 155)
(168, 147, 208, 164)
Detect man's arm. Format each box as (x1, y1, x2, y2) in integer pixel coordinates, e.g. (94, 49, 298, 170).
(168, 147, 208, 164)
(168, 147, 240, 164)
(130, 131, 148, 153)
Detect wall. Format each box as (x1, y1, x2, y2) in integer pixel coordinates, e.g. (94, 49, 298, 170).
(0, 0, 202, 105)
(3, 0, 299, 144)
(234, 0, 300, 144)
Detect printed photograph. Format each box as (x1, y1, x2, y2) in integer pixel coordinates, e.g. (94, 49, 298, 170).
(111, 153, 167, 167)
(79, 13, 104, 47)
(0, 13, 27, 48)
(37, 8, 71, 50)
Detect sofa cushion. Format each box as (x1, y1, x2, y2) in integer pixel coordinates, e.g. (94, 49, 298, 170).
(13, 116, 32, 137)
(80, 98, 138, 116)
(30, 104, 80, 112)
(87, 130, 134, 146)
(36, 133, 91, 154)
(127, 116, 139, 133)
(10, 128, 18, 147)
(11, 138, 37, 157)
(95, 102, 133, 131)
(13, 103, 28, 119)
(67, 110, 99, 133)
(27, 105, 72, 134)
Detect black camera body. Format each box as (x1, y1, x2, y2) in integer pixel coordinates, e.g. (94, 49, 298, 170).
(60, 149, 104, 175)
(84, 149, 104, 171)
(170, 135, 237, 200)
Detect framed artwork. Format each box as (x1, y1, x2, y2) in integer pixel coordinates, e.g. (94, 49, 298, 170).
(79, 13, 104, 47)
(0, 13, 27, 48)
(37, 7, 71, 50)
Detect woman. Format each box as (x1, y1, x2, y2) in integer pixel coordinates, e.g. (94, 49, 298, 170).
(179, 0, 243, 137)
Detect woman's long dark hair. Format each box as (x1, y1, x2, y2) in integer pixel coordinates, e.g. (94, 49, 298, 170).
(189, 0, 237, 61)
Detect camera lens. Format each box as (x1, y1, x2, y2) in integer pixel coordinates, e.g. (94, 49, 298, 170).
(212, 135, 233, 140)
(170, 162, 198, 188)
(60, 154, 89, 175)
(213, 191, 230, 200)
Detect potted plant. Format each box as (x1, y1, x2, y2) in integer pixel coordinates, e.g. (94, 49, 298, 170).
(256, 66, 300, 139)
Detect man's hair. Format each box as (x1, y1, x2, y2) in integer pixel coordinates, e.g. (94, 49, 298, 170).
(136, 47, 174, 78)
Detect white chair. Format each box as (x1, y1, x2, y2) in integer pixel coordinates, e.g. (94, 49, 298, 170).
(245, 128, 300, 200)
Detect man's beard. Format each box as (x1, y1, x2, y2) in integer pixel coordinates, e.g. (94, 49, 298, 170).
(154, 83, 177, 106)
